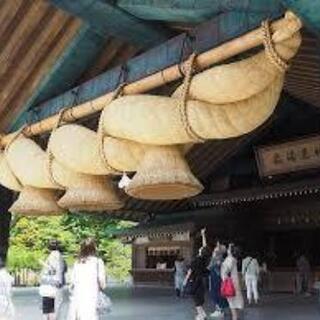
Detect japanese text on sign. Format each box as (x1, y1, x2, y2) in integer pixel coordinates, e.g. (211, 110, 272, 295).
(256, 136, 320, 177)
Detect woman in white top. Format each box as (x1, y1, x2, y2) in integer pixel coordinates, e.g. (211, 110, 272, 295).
(242, 254, 260, 304)
(68, 238, 106, 320)
(0, 257, 14, 319)
(221, 244, 244, 320)
(39, 240, 64, 320)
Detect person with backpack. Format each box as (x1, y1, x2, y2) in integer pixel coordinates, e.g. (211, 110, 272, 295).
(39, 239, 65, 320)
(242, 252, 260, 305)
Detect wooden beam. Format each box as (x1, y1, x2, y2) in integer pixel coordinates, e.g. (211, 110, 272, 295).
(117, 0, 284, 23)
(1, 18, 82, 129)
(0, 1, 82, 129)
(11, 25, 111, 131)
(0, 0, 30, 45)
(49, 0, 173, 48)
(0, 1, 50, 71)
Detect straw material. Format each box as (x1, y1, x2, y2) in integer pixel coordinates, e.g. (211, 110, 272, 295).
(48, 124, 114, 175)
(101, 28, 300, 146)
(49, 124, 148, 174)
(6, 137, 60, 189)
(103, 137, 147, 172)
(126, 146, 203, 200)
(9, 186, 63, 216)
(187, 76, 284, 139)
(102, 95, 189, 145)
(101, 76, 283, 145)
(58, 176, 123, 212)
(48, 151, 124, 212)
(0, 152, 22, 191)
(172, 32, 301, 104)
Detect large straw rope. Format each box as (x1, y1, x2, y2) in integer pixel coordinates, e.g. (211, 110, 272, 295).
(101, 22, 300, 146)
(4, 125, 27, 188)
(0, 152, 22, 191)
(0, 127, 25, 191)
(172, 27, 300, 104)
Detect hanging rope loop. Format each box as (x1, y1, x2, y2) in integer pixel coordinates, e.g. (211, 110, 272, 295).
(178, 53, 205, 143)
(46, 108, 68, 189)
(97, 69, 127, 174)
(178, 31, 198, 77)
(262, 20, 289, 73)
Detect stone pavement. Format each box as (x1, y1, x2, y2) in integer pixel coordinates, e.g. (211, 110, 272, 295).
(13, 286, 320, 320)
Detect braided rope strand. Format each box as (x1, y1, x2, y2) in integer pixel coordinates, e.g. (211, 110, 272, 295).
(262, 20, 289, 73)
(178, 53, 205, 143)
(98, 84, 126, 174)
(46, 109, 68, 189)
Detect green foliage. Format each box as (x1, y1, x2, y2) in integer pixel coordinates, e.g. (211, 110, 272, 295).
(7, 247, 43, 271)
(8, 214, 134, 281)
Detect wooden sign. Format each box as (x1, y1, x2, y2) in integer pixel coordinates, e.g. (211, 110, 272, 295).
(256, 135, 320, 177)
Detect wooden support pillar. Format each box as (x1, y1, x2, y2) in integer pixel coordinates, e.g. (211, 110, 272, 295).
(0, 187, 13, 261)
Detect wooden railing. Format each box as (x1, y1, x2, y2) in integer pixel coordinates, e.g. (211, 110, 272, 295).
(12, 269, 40, 287)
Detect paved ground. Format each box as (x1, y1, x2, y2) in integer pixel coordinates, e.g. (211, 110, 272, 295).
(12, 286, 320, 320)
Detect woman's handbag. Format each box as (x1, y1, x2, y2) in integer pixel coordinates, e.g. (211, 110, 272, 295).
(96, 259, 112, 315)
(183, 278, 195, 296)
(97, 291, 112, 314)
(220, 276, 236, 298)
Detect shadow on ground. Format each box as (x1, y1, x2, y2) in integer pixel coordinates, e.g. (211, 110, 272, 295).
(13, 286, 320, 320)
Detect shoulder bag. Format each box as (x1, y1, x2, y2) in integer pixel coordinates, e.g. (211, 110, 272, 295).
(96, 259, 112, 315)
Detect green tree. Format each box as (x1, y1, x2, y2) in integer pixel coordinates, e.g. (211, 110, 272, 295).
(8, 213, 133, 281)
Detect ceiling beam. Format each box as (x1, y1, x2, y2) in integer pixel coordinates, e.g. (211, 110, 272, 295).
(117, 0, 284, 23)
(11, 25, 110, 131)
(10, 10, 283, 130)
(49, 0, 173, 48)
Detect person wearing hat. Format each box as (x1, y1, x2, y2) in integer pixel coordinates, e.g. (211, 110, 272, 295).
(39, 240, 65, 320)
(0, 256, 14, 320)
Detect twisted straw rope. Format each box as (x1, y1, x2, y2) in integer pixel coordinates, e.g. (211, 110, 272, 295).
(262, 20, 289, 73)
(98, 83, 126, 174)
(46, 108, 67, 189)
(4, 125, 28, 188)
(178, 53, 206, 143)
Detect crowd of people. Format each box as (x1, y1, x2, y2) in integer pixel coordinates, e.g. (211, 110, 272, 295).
(0, 237, 109, 320)
(179, 229, 246, 320)
(174, 229, 313, 320)
(0, 232, 315, 320)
